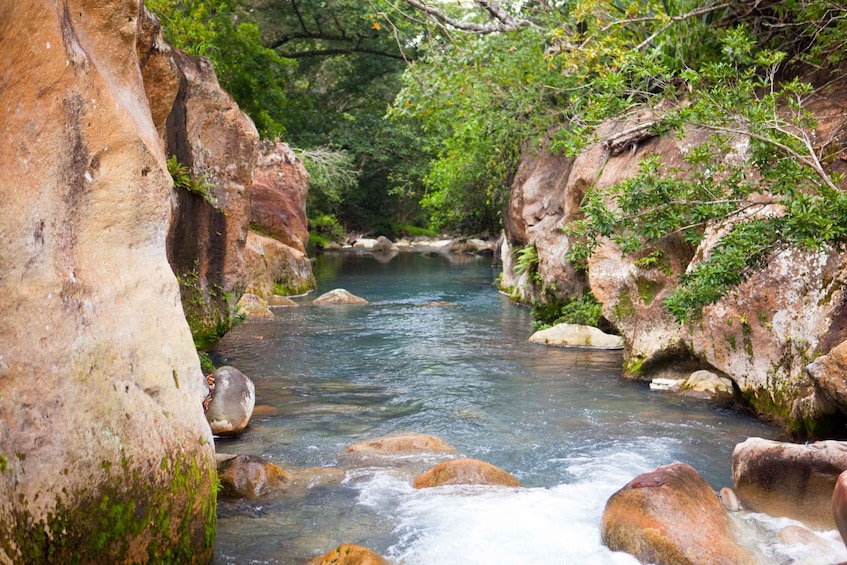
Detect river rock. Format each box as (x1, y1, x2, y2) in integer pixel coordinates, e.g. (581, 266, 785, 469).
(413, 458, 521, 489)
(308, 544, 389, 565)
(353, 238, 378, 250)
(206, 366, 256, 436)
(313, 289, 369, 305)
(833, 470, 847, 547)
(0, 2, 215, 561)
(679, 370, 734, 401)
(267, 295, 298, 307)
(250, 141, 310, 252)
(346, 433, 458, 455)
(601, 463, 758, 565)
(373, 236, 399, 253)
(218, 455, 292, 499)
(164, 48, 259, 345)
(528, 323, 623, 349)
(237, 292, 274, 318)
(244, 229, 316, 297)
(732, 437, 847, 529)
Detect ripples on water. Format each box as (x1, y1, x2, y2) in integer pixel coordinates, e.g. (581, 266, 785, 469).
(212, 252, 846, 564)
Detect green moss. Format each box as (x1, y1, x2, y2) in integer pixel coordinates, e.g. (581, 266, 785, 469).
(625, 355, 645, 376)
(273, 279, 315, 296)
(727, 335, 736, 350)
(612, 290, 636, 321)
(635, 278, 664, 306)
(0, 453, 216, 564)
(0, 455, 7, 473)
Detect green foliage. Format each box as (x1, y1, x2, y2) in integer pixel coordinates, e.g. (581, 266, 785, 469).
(532, 291, 604, 331)
(166, 155, 218, 207)
(198, 351, 216, 374)
(308, 213, 347, 250)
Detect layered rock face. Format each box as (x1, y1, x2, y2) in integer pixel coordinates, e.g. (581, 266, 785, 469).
(503, 114, 847, 434)
(0, 1, 215, 562)
(162, 47, 260, 345)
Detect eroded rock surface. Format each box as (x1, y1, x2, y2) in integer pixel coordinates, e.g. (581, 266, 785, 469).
(244, 229, 315, 298)
(601, 463, 757, 565)
(0, 2, 215, 561)
(251, 141, 310, 252)
(313, 289, 369, 305)
(732, 437, 847, 529)
(528, 323, 623, 349)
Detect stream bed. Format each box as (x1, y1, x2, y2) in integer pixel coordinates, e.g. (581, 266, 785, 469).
(212, 252, 846, 564)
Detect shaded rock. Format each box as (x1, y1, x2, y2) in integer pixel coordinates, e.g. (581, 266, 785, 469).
(832, 470, 847, 547)
(346, 433, 458, 455)
(250, 141, 310, 252)
(308, 544, 389, 565)
(267, 295, 298, 307)
(809, 339, 847, 414)
(0, 2, 215, 560)
(164, 49, 259, 345)
(137, 7, 180, 139)
(313, 289, 368, 305)
(679, 370, 734, 401)
(244, 230, 315, 298)
(373, 236, 399, 253)
(206, 366, 256, 436)
(732, 437, 847, 529)
(528, 323, 623, 349)
(237, 293, 274, 318)
(413, 458, 521, 489)
(601, 463, 758, 565)
(218, 455, 292, 499)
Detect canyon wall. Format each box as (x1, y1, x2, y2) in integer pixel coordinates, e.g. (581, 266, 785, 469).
(0, 1, 215, 561)
(504, 111, 847, 436)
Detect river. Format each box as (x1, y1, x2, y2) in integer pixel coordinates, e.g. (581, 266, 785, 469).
(211, 251, 846, 564)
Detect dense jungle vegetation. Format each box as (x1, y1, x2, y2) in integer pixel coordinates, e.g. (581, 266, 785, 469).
(148, 0, 847, 321)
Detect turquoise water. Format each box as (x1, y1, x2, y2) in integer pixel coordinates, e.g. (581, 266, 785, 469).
(211, 252, 843, 564)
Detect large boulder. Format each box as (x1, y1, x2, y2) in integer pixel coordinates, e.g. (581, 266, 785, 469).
(413, 459, 521, 489)
(601, 463, 757, 565)
(732, 437, 847, 529)
(528, 323, 623, 349)
(244, 229, 315, 298)
(205, 366, 256, 436)
(308, 544, 389, 565)
(163, 48, 259, 346)
(832, 470, 847, 547)
(313, 289, 369, 305)
(250, 141, 310, 252)
(0, 2, 215, 561)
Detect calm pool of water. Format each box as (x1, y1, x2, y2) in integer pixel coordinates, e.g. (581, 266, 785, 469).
(211, 252, 844, 564)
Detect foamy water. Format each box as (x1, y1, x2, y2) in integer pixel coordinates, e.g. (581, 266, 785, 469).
(212, 253, 846, 564)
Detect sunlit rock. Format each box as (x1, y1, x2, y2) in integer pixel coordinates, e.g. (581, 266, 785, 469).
(413, 458, 521, 489)
(237, 293, 274, 318)
(601, 463, 758, 565)
(528, 323, 623, 349)
(353, 238, 378, 249)
(719, 486, 741, 512)
(732, 437, 847, 529)
(649, 377, 684, 392)
(0, 2, 215, 560)
(346, 433, 458, 456)
(251, 141, 310, 252)
(313, 289, 368, 305)
(308, 544, 389, 565)
(206, 366, 256, 436)
(244, 230, 315, 298)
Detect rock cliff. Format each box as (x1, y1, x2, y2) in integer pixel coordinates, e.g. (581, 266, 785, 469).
(0, 1, 215, 561)
(504, 112, 847, 435)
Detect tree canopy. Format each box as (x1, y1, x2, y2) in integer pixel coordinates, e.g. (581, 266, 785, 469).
(148, 0, 847, 319)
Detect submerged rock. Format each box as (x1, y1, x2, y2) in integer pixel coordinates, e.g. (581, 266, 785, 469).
(413, 458, 521, 489)
(732, 437, 847, 529)
(237, 293, 274, 318)
(346, 433, 458, 456)
(308, 544, 389, 565)
(206, 366, 256, 436)
(267, 295, 298, 307)
(601, 462, 758, 565)
(528, 323, 623, 349)
(313, 289, 369, 305)
(218, 454, 292, 499)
